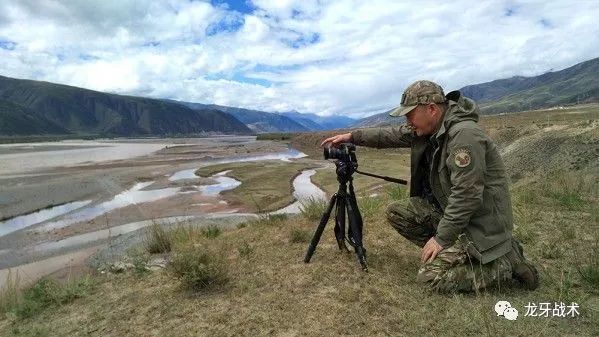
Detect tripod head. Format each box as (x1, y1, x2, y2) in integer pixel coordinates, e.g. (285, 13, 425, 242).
(334, 159, 358, 184)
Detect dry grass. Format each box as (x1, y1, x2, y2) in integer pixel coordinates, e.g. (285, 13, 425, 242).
(2, 175, 597, 336)
(1, 112, 597, 336)
(143, 222, 172, 254)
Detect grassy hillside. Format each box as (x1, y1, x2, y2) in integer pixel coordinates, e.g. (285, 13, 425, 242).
(0, 105, 597, 336)
(462, 57, 599, 113)
(0, 99, 69, 136)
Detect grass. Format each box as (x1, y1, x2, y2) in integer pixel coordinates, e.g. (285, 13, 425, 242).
(358, 195, 384, 219)
(144, 222, 172, 254)
(2, 180, 597, 335)
(0, 274, 94, 321)
(299, 196, 328, 221)
(0, 271, 20, 315)
(1, 127, 598, 335)
(289, 228, 311, 243)
(170, 241, 229, 291)
(387, 184, 409, 201)
(237, 241, 254, 257)
(201, 225, 222, 239)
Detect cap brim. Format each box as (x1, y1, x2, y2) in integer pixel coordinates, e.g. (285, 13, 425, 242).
(389, 105, 417, 117)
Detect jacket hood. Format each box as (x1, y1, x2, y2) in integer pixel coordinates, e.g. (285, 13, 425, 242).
(435, 90, 479, 139)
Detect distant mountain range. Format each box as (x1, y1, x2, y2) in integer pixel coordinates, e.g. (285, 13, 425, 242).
(171, 101, 356, 133)
(0, 76, 252, 137)
(351, 108, 402, 128)
(0, 57, 597, 136)
(462, 57, 599, 113)
(354, 56, 599, 127)
(171, 101, 309, 133)
(276, 111, 355, 130)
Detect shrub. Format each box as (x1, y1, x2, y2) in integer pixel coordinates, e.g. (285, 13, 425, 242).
(0, 270, 21, 315)
(290, 229, 311, 243)
(386, 184, 408, 201)
(574, 234, 599, 289)
(9, 276, 93, 319)
(358, 196, 383, 219)
(237, 241, 254, 257)
(144, 222, 172, 254)
(201, 225, 222, 239)
(171, 243, 228, 291)
(299, 197, 328, 221)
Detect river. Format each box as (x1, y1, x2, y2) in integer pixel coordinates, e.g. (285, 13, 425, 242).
(0, 136, 327, 289)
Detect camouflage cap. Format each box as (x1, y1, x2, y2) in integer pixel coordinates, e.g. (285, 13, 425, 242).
(389, 80, 446, 117)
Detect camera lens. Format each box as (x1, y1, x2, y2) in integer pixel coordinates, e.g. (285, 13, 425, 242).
(323, 147, 336, 160)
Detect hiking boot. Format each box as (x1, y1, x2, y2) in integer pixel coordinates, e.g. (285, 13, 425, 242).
(506, 238, 540, 290)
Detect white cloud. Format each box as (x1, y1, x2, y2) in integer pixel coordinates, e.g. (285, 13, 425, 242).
(0, 0, 597, 118)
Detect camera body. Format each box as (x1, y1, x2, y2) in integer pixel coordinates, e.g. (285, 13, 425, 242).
(323, 143, 357, 162)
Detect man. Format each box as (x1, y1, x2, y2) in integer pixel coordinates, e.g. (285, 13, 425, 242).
(320, 80, 539, 293)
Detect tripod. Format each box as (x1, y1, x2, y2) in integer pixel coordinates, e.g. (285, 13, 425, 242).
(304, 159, 368, 271)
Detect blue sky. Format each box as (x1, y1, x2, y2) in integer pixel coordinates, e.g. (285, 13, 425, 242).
(0, 0, 597, 118)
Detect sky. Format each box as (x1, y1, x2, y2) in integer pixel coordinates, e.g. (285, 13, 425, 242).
(0, 0, 597, 118)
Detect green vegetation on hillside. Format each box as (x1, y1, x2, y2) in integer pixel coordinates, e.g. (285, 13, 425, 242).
(0, 75, 253, 136)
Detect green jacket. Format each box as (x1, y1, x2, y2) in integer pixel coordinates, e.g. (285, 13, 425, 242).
(351, 91, 513, 263)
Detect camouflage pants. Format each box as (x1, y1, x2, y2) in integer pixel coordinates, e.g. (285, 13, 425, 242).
(386, 197, 513, 293)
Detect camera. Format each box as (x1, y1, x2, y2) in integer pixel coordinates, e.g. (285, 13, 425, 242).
(323, 143, 357, 162)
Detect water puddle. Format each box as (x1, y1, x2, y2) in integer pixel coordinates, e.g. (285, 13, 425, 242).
(0, 200, 92, 237)
(199, 170, 242, 196)
(271, 169, 328, 214)
(168, 168, 198, 181)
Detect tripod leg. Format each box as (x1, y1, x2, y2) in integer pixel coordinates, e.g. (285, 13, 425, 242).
(334, 190, 349, 251)
(345, 186, 368, 271)
(304, 193, 337, 263)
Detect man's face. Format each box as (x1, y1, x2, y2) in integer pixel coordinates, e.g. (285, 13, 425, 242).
(406, 105, 437, 136)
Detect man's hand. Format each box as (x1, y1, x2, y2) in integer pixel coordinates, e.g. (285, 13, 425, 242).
(421, 237, 443, 263)
(320, 132, 353, 148)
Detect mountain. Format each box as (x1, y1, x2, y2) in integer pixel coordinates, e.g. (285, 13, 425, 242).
(354, 57, 599, 127)
(461, 57, 599, 113)
(174, 101, 309, 133)
(0, 98, 70, 135)
(277, 111, 356, 130)
(275, 111, 323, 130)
(0, 75, 253, 137)
(352, 108, 404, 128)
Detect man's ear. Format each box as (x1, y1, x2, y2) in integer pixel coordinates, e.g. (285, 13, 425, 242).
(427, 103, 437, 115)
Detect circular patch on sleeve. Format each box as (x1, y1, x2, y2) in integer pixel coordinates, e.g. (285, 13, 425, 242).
(454, 148, 472, 168)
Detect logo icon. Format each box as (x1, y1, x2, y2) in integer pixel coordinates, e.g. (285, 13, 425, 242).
(495, 300, 519, 320)
(453, 148, 472, 168)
